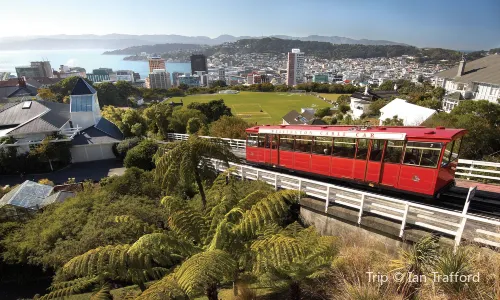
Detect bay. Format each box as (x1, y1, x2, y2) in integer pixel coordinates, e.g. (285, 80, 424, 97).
(0, 49, 191, 80)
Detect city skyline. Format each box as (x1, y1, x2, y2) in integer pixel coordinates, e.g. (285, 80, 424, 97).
(0, 0, 499, 50)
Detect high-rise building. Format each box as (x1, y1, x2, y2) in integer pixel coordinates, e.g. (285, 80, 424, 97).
(116, 70, 135, 82)
(148, 57, 166, 73)
(148, 69, 171, 89)
(172, 72, 181, 87)
(286, 49, 305, 86)
(15, 61, 53, 78)
(218, 68, 226, 81)
(178, 74, 201, 87)
(190, 54, 207, 75)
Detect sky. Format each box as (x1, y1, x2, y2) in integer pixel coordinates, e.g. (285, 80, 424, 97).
(1, 0, 499, 50)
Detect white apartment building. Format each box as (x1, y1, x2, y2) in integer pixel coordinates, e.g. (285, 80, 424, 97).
(116, 70, 135, 82)
(286, 49, 305, 86)
(148, 69, 171, 89)
(434, 54, 500, 112)
(218, 68, 225, 81)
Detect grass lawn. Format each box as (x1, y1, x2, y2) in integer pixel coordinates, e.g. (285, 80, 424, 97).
(318, 93, 350, 102)
(170, 92, 333, 125)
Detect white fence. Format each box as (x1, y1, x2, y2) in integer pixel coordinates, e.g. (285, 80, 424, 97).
(209, 159, 500, 250)
(167, 133, 500, 183)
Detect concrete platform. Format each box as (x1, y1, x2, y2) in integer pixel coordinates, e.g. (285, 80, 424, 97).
(455, 178, 500, 194)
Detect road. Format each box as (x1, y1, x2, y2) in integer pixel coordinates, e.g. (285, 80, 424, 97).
(0, 159, 125, 186)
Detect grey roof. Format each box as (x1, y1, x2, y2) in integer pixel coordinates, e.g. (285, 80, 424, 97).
(351, 90, 399, 102)
(41, 191, 75, 207)
(71, 78, 96, 95)
(72, 125, 122, 145)
(7, 85, 38, 98)
(435, 54, 500, 85)
(1, 101, 70, 135)
(0, 86, 19, 99)
(0, 181, 54, 209)
(0, 101, 49, 127)
(282, 110, 326, 125)
(95, 117, 123, 140)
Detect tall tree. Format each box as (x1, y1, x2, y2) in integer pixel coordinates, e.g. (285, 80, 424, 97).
(187, 99, 232, 123)
(154, 137, 237, 209)
(209, 116, 249, 140)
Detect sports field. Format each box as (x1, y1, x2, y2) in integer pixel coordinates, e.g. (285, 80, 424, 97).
(170, 92, 333, 125)
(318, 93, 350, 102)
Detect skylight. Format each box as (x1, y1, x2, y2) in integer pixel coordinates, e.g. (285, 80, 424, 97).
(22, 101, 32, 109)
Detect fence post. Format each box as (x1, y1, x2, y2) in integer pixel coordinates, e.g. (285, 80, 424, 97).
(256, 170, 259, 180)
(298, 179, 302, 202)
(454, 186, 476, 252)
(241, 166, 245, 180)
(357, 194, 365, 225)
(400, 203, 409, 238)
(274, 174, 278, 190)
(467, 161, 474, 181)
(325, 186, 330, 213)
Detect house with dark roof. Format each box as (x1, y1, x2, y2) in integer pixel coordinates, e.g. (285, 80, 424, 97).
(350, 86, 399, 119)
(0, 78, 38, 103)
(282, 109, 327, 125)
(0, 78, 123, 163)
(434, 54, 500, 112)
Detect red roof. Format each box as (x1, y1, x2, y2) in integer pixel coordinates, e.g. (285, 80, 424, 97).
(246, 125, 466, 141)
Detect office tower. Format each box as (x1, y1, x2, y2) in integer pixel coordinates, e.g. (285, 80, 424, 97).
(286, 49, 305, 86)
(148, 57, 166, 73)
(148, 69, 171, 89)
(190, 54, 208, 75)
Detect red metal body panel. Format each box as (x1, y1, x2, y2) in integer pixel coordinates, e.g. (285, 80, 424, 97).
(311, 155, 330, 176)
(245, 125, 467, 198)
(331, 157, 354, 179)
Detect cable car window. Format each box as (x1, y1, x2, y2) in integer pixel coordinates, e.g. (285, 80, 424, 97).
(247, 134, 259, 147)
(403, 142, 442, 168)
(268, 135, 278, 149)
(294, 136, 312, 153)
(442, 141, 454, 165)
(451, 137, 461, 161)
(312, 137, 333, 155)
(258, 134, 267, 148)
(384, 141, 404, 163)
(279, 135, 294, 151)
(332, 138, 356, 158)
(356, 139, 369, 160)
(369, 140, 385, 162)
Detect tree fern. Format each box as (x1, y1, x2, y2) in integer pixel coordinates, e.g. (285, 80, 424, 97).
(175, 250, 237, 297)
(236, 190, 300, 238)
(251, 234, 305, 274)
(154, 137, 237, 209)
(38, 276, 100, 300)
(90, 284, 113, 300)
(168, 209, 207, 243)
(136, 274, 188, 300)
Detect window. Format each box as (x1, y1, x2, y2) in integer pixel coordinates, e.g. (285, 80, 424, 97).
(442, 141, 454, 165)
(247, 134, 259, 147)
(355, 139, 369, 160)
(312, 137, 333, 155)
(71, 95, 93, 112)
(294, 136, 312, 153)
(268, 135, 278, 149)
(258, 134, 267, 148)
(403, 142, 443, 168)
(279, 135, 294, 151)
(333, 138, 356, 158)
(369, 140, 385, 162)
(384, 141, 404, 163)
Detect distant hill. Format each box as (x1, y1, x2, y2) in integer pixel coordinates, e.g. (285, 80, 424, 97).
(103, 38, 471, 62)
(103, 43, 204, 55)
(0, 34, 408, 50)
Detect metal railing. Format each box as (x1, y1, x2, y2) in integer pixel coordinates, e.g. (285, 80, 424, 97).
(167, 133, 500, 183)
(209, 159, 500, 250)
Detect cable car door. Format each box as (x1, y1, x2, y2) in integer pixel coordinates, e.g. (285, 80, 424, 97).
(365, 140, 385, 183)
(264, 135, 278, 165)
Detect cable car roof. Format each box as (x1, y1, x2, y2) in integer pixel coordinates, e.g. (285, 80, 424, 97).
(246, 125, 466, 141)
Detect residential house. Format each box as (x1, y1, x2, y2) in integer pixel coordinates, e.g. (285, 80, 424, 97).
(0, 78, 123, 162)
(282, 109, 327, 125)
(0, 180, 75, 220)
(434, 54, 500, 112)
(350, 86, 399, 119)
(379, 98, 436, 126)
(0, 78, 38, 103)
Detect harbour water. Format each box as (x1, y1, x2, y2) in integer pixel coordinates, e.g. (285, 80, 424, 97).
(0, 49, 191, 80)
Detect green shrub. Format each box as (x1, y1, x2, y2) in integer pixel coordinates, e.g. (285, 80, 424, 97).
(123, 140, 158, 170)
(115, 137, 142, 159)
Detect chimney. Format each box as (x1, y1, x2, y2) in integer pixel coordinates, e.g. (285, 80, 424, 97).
(18, 76, 26, 87)
(457, 54, 466, 77)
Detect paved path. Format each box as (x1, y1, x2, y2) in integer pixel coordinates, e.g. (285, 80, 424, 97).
(455, 178, 500, 194)
(0, 159, 125, 186)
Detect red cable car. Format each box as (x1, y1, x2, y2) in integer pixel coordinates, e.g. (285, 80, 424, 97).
(245, 125, 467, 198)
